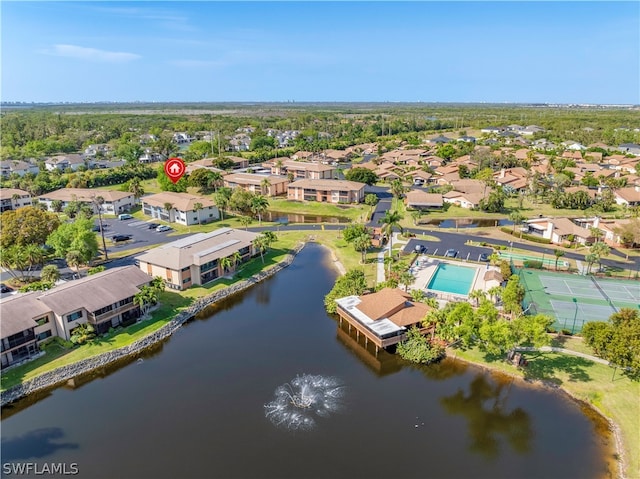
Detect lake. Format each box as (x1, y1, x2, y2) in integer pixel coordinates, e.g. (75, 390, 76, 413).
(263, 211, 351, 224)
(0, 244, 614, 478)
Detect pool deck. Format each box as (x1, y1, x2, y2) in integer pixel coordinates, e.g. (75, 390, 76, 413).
(409, 256, 500, 300)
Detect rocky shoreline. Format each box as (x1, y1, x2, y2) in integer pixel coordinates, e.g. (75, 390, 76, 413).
(0, 243, 306, 407)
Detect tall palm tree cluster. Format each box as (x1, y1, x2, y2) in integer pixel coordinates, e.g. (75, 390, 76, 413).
(133, 277, 165, 318)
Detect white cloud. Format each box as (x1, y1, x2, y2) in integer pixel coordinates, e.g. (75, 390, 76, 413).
(42, 44, 141, 63)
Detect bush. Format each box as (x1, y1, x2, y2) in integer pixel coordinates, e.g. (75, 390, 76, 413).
(19, 281, 54, 292)
(500, 226, 552, 244)
(523, 260, 543, 269)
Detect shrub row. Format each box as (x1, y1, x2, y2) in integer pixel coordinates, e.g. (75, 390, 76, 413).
(500, 227, 552, 244)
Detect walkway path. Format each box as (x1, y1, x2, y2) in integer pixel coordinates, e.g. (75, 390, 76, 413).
(514, 346, 609, 365)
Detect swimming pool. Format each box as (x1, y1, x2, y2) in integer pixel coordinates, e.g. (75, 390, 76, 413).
(427, 263, 477, 296)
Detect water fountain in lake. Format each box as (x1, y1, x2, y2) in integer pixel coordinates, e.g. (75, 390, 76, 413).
(264, 374, 345, 431)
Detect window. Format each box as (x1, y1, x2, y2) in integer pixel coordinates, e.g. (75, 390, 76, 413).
(66, 311, 83, 322)
(93, 304, 113, 316)
(183, 277, 191, 284)
(119, 297, 133, 307)
(181, 266, 190, 272)
(37, 330, 52, 341)
(35, 316, 49, 326)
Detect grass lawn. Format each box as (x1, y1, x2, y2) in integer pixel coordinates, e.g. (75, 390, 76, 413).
(268, 197, 370, 222)
(1, 234, 311, 392)
(0, 291, 190, 392)
(452, 346, 639, 479)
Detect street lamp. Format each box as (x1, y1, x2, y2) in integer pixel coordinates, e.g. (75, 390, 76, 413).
(571, 298, 578, 334)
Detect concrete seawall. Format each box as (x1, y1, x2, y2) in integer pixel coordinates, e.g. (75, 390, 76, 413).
(1, 243, 306, 407)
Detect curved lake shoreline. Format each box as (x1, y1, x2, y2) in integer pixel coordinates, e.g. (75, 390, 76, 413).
(1, 242, 626, 478)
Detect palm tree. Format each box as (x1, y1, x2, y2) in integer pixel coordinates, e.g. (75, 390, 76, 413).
(468, 289, 486, 307)
(554, 249, 565, 271)
(92, 195, 108, 260)
(352, 232, 372, 264)
(274, 159, 284, 175)
(261, 230, 277, 248)
(509, 210, 525, 234)
(250, 195, 269, 225)
(214, 187, 232, 220)
(411, 289, 426, 303)
(41, 264, 61, 283)
(0, 245, 25, 281)
(379, 210, 403, 274)
(23, 244, 45, 277)
(232, 251, 243, 270)
(128, 177, 145, 199)
(260, 177, 272, 196)
(398, 270, 415, 292)
(208, 172, 223, 192)
(66, 250, 83, 278)
(487, 285, 503, 304)
(239, 215, 253, 230)
(410, 209, 422, 226)
(253, 235, 268, 263)
(590, 242, 610, 272)
(220, 256, 233, 275)
(163, 202, 174, 222)
(589, 226, 604, 244)
(193, 202, 203, 225)
(389, 179, 407, 209)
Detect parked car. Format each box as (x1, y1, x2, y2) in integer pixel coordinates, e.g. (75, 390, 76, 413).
(112, 234, 132, 242)
(156, 225, 172, 232)
(118, 214, 134, 220)
(1, 283, 13, 293)
(92, 224, 107, 232)
(415, 244, 427, 254)
(479, 253, 489, 262)
(147, 223, 160, 229)
(444, 249, 459, 258)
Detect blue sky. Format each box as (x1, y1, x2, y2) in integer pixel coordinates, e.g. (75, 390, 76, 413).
(2, 2, 639, 104)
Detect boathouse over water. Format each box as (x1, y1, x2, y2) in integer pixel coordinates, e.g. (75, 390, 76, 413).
(334, 288, 433, 353)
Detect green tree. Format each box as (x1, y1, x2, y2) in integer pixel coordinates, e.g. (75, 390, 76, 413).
(589, 242, 610, 272)
(324, 269, 368, 314)
(51, 199, 63, 213)
(352, 232, 372, 264)
(66, 250, 84, 277)
(343, 223, 368, 242)
(364, 193, 379, 207)
(239, 215, 253, 230)
(553, 249, 565, 271)
(479, 189, 505, 213)
(509, 210, 525, 234)
(344, 167, 378, 186)
(214, 187, 233, 220)
(260, 177, 272, 196)
(40, 264, 60, 283)
(389, 179, 407, 209)
(188, 168, 216, 194)
(229, 188, 255, 215)
(0, 206, 60, 248)
(70, 323, 96, 345)
(250, 195, 269, 225)
(253, 235, 268, 263)
(501, 275, 525, 317)
(379, 210, 403, 274)
(396, 327, 445, 364)
(193, 202, 203, 225)
(157, 165, 188, 192)
(128, 176, 145, 199)
(219, 255, 233, 273)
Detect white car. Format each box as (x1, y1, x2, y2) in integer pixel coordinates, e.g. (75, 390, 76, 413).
(156, 225, 172, 232)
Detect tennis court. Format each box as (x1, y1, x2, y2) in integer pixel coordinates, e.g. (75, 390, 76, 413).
(519, 268, 640, 333)
(498, 251, 569, 268)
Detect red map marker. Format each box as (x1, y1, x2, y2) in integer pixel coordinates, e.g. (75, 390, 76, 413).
(164, 157, 186, 184)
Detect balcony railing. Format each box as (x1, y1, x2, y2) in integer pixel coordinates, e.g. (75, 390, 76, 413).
(1, 331, 36, 353)
(89, 304, 135, 323)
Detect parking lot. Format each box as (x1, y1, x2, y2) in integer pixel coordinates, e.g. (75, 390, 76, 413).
(97, 218, 189, 253)
(402, 237, 493, 262)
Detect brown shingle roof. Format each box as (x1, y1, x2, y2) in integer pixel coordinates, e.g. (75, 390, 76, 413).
(36, 266, 152, 316)
(0, 292, 51, 339)
(38, 188, 133, 203)
(355, 288, 412, 321)
(142, 192, 217, 211)
(288, 179, 365, 191)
